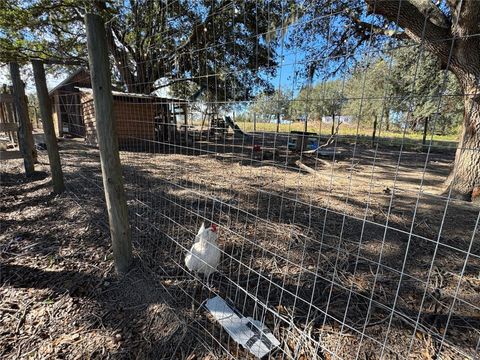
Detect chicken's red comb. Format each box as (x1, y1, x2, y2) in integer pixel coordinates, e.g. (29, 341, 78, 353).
(211, 224, 217, 232)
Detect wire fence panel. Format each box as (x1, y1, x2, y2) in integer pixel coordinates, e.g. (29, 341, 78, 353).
(51, 1, 480, 359)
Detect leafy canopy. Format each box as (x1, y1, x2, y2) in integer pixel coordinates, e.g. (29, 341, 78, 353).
(290, 80, 346, 121)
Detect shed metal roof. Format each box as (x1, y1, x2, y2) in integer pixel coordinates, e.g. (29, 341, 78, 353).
(48, 68, 89, 95)
(75, 87, 187, 103)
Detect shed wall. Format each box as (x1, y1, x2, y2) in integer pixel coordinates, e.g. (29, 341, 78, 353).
(114, 100, 156, 142)
(81, 94, 97, 146)
(81, 94, 156, 146)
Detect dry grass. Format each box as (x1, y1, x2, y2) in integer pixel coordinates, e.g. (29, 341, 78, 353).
(222, 120, 459, 143)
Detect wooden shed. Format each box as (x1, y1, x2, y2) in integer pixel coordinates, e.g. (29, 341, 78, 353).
(49, 69, 188, 147)
(49, 68, 91, 137)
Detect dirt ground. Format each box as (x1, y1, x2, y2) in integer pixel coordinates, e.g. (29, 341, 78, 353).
(1, 132, 479, 359)
(0, 158, 212, 358)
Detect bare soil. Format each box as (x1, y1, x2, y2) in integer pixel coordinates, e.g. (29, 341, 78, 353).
(1, 132, 479, 359)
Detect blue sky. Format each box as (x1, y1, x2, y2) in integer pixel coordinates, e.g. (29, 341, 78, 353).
(0, 64, 63, 95)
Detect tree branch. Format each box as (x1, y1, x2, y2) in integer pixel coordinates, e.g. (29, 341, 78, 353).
(152, 77, 195, 90)
(364, 0, 453, 66)
(36, 58, 86, 66)
(345, 9, 408, 40)
(104, 23, 136, 91)
(408, 0, 450, 28)
(303, 121, 343, 155)
(172, 0, 232, 57)
(449, 0, 480, 36)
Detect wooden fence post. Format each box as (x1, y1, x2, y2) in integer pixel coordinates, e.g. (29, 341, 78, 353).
(32, 60, 65, 194)
(85, 13, 132, 273)
(9, 62, 35, 176)
(34, 108, 40, 129)
(182, 103, 188, 147)
(372, 115, 378, 148)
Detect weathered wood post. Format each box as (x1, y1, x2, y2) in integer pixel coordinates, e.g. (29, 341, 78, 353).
(34, 107, 40, 129)
(182, 103, 188, 148)
(85, 13, 132, 273)
(9, 62, 35, 176)
(372, 115, 378, 148)
(53, 94, 62, 137)
(32, 60, 65, 194)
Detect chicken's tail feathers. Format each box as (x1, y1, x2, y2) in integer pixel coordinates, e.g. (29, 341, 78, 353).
(197, 222, 205, 236)
(193, 223, 206, 243)
(184, 252, 192, 270)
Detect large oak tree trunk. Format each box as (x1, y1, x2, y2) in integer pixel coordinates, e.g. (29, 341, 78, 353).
(365, 0, 480, 202)
(446, 71, 480, 202)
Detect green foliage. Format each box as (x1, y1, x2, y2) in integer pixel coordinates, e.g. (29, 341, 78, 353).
(343, 58, 392, 126)
(336, 47, 463, 133)
(388, 46, 463, 132)
(99, 0, 287, 98)
(0, 0, 88, 64)
(249, 90, 292, 121)
(290, 80, 346, 121)
(1, 1, 285, 100)
(247, 43, 462, 137)
(234, 112, 251, 123)
(0, 0, 467, 136)
(287, 0, 395, 81)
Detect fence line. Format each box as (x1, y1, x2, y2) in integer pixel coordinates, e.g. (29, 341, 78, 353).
(37, 2, 480, 358)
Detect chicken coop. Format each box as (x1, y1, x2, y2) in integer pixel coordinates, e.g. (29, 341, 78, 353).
(49, 69, 188, 147)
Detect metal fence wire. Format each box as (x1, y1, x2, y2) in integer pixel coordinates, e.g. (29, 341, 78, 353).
(53, 1, 479, 359)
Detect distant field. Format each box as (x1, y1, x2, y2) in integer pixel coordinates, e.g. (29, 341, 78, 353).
(235, 121, 459, 143)
(189, 119, 459, 151)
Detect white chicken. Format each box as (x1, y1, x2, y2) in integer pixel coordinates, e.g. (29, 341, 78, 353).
(185, 223, 220, 279)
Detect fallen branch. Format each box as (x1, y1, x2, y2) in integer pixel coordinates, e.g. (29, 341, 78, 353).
(303, 121, 342, 155)
(295, 160, 319, 174)
(314, 157, 332, 167)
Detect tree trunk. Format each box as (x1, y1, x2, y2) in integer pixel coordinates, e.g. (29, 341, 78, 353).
(331, 113, 335, 135)
(10, 62, 36, 175)
(32, 60, 65, 194)
(422, 116, 429, 146)
(410, 118, 418, 131)
(276, 113, 280, 133)
(445, 71, 480, 202)
(364, 0, 480, 202)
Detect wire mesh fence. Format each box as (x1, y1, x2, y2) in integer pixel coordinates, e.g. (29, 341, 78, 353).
(41, 1, 480, 358)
